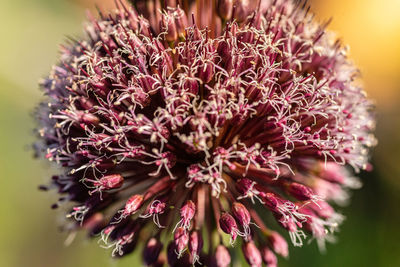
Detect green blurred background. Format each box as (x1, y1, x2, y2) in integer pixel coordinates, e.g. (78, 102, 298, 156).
(0, 0, 399, 266)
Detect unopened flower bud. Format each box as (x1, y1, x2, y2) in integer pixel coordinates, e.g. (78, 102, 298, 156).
(268, 231, 289, 258)
(262, 192, 280, 211)
(123, 194, 144, 216)
(219, 212, 238, 243)
(215, 245, 231, 267)
(261, 246, 277, 267)
(288, 182, 315, 201)
(180, 200, 196, 228)
(319, 162, 346, 184)
(231, 202, 251, 226)
(93, 174, 124, 190)
(189, 231, 203, 263)
(242, 241, 262, 267)
(309, 201, 335, 219)
(174, 227, 189, 255)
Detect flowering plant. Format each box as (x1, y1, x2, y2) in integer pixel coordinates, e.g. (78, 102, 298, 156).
(36, 0, 376, 266)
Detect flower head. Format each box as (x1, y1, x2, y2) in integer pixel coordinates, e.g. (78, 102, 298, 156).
(36, 0, 376, 266)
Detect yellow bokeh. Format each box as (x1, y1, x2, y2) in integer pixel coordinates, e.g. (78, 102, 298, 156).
(311, 0, 400, 109)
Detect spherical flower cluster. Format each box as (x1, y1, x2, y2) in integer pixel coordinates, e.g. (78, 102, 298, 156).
(36, 0, 376, 266)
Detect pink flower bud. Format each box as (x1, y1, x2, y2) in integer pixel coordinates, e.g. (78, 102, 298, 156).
(174, 227, 189, 255)
(215, 245, 231, 267)
(180, 200, 196, 228)
(231, 202, 251, 229)
(309, 200, 335, 219)
(93, 174, 124, 190)
(288, 182, 315, 201)
(189, 231, 203, 263)
(242, 241, 262, 267)
(261, 246, 277, 267)
(143, 237, 163, 265)
(123, 195, 144, 216)
(262, 192, 280, 212)
(268, 231, 289, 258)
(319, 162, 346, 184)
(219, 212, 238, 242)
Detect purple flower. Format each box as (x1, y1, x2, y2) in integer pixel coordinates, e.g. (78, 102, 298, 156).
(36, 0, 376, 265)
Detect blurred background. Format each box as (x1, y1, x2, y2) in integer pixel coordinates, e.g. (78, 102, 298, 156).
(0, 0, 399, 266)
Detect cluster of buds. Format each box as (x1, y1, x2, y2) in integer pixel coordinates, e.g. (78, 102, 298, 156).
(36, 0, 376, 266)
